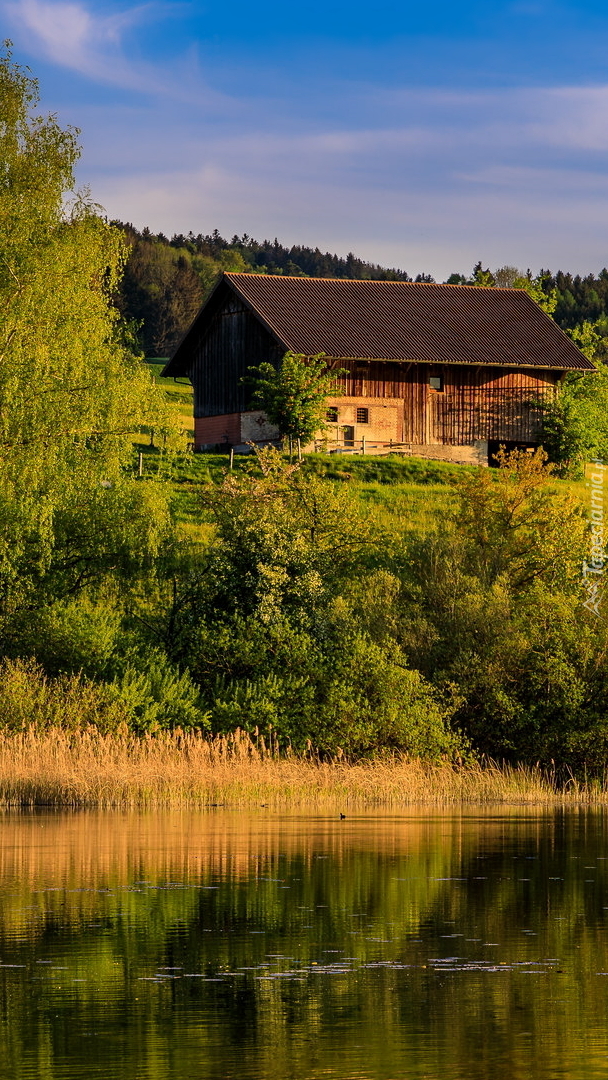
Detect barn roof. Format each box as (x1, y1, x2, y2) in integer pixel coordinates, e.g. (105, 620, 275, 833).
(163, 272, 596, 376)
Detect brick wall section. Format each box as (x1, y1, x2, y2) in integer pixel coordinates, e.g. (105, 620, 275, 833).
(323, 396, 402, 445)
(321, 396, 489, 463)
(196, 405, 489, 464)
(195, 413, 241, 448)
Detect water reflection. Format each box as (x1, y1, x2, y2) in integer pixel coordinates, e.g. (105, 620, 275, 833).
(0, 810, 607, 1079)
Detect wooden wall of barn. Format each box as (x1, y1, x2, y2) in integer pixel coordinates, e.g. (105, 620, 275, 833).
(334, 361, 558, 445)
(189, 288, 283, 418)
(186, 287, 560, 445)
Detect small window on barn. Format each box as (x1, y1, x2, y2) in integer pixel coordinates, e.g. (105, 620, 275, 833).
(326, 406, 338, 422)
(356, 407, 369, 423)
(429, 375, 443, 392)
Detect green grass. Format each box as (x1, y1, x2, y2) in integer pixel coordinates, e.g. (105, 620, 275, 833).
(300, 452, 475, 486)
(132, 445, 462, 536)
(134, 361, 586, 541)
(143, 359, 194, 441)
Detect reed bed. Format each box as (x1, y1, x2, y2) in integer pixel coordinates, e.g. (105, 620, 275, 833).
(0, 726, 604, 809)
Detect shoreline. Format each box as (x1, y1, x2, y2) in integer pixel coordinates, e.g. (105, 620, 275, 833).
(0, 727, 605, 810)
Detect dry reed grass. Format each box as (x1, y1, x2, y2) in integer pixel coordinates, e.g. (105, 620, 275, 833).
(0, 726, 604, 809)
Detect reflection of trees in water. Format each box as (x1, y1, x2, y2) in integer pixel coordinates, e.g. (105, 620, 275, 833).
(0, 811, 607, 1079)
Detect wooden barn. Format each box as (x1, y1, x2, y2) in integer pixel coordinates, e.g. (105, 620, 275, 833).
(162, 272, 595, 465)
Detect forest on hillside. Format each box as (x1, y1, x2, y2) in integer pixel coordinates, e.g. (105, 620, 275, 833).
(115, 222, 420, 356)
(114, 220, 608, 356)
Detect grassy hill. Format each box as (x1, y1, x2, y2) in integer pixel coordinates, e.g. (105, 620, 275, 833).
(141, 358, 586, 539)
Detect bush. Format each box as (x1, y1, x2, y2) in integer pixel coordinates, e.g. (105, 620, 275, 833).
(191, 616, 461, 758)
(0, 659, 131, 733)
(397, 450, 608, 763)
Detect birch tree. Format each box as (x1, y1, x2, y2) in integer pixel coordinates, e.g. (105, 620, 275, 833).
(0, 44, 171, 613)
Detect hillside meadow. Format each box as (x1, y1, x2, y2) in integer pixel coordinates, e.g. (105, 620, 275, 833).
(140, 358, 588, 539)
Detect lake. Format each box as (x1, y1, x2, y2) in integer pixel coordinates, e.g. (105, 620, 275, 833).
(0, 808, 607, 1079)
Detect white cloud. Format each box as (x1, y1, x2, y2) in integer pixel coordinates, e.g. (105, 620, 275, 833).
(5, 2, 608, 277)
(88, 142, 608, 281)
(3, 0, 177, 92)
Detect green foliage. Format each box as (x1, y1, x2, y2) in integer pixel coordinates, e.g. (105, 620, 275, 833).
(247, 352, 345, 443)
(199, 447, 376, 623)
(0, 653, 206, 735)
(470, 261, 496, 287)
(452, 448, 585, 591)
(493, 265, 522, 288)
(394, 450, 608, 762)
(547, 268, 608, 331)
(511, 272, 558, 316)
(541, 319, 608, 473)
(0, 45, 173, 618)
(157, 449, 461, 757)
(4, 595, 122, 678)
(189, 616, 459, 758)
(0, 658, 132, 733)
(467, 262, 559, 315)
(108, 650, 208, 733)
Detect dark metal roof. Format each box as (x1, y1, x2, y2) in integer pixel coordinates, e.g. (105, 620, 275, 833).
(164, 273, 596, 376)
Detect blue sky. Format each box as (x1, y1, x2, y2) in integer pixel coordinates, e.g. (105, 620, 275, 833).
(4, 0, 608, 279)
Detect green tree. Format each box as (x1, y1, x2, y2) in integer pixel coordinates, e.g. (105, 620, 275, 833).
(469, 261, 496, 287)
(465, 263, 559, 314)
(541, 319, 608, 473)
(247, 352, 345, 444)
(199, 446, 375, 624)
(0, 43, 171, 622)
(511, 271, 558, 316)
(493, 265, 522, 288)
(397, 450, 607, 762)
(452, 448, 585, 591)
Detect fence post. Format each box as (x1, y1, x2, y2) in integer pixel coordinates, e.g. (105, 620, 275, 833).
(362, 436, 366, 455)
(138, 452, 143, 477)
(229, 447, 234, 471)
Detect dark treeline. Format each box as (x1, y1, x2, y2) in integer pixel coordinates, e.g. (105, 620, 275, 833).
(113, 221, 608, 356)
(113, 222, 428, 355)
(545, 269, 608, 330)
(166, 227, 418, 281)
